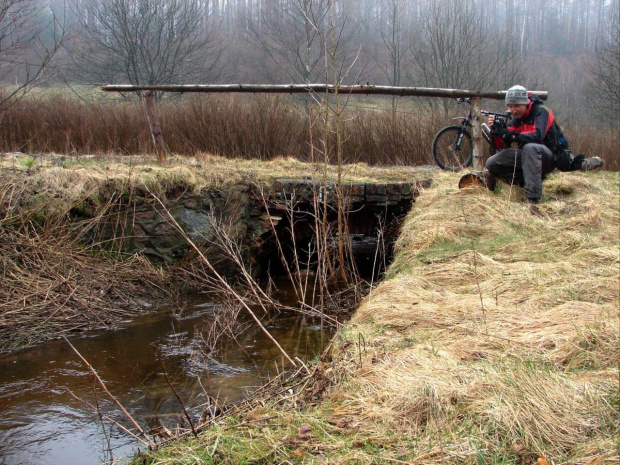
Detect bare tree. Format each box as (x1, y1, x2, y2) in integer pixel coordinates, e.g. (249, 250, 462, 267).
(407, 0, 526, 115)
(246, 0, 332, 83)
(246, 0, 362, 85)
(0, 0, 65, 107)
(376, 0, 411, 116)
(68, 0, 226, 86)
(589, 14, 620, 123)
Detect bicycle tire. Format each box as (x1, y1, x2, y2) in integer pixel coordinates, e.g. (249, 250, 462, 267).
(432, 126, 473, 172)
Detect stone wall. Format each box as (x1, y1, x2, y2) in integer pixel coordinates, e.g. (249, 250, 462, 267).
(80, 178, 428, 276)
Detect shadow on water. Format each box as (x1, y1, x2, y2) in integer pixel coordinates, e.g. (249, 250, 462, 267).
(0, 280, 334, 465)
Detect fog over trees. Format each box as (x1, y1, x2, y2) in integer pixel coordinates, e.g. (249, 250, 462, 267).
(3, 0, 619, 123)
(0, 0, 65, 106)
(68, 0, 226, 85)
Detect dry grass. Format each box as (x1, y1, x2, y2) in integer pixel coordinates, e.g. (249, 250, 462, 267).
(0, 152, 434, 217)
(2, 151, 616, 462)
(341, 170, 619, 462)
(0, 172, 173, 354)
(138, 169, 618, 465)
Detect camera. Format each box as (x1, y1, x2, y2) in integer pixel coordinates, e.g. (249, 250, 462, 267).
(492, 115, 507, 130)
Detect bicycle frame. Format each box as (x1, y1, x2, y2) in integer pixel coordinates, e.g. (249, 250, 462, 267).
(432, 98, 511, 171)
(451, 98, 509, 146)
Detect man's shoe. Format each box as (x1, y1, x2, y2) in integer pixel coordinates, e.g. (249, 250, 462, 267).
(569, 153, 586, 171)
(580, 156, 604, 172)
(481, 171, 498, 190)
(530, 204, 546, 218)
(527, 197, 540, 204)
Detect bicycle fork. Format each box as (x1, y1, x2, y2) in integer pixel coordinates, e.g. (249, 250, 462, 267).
(453, 123, 492, 150)
(451, 126, 467, 151)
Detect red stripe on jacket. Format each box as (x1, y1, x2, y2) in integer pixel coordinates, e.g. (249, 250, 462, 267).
(493, 98, 555, 150)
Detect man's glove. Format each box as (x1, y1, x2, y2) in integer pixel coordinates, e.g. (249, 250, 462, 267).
(491, 126, 517, 142)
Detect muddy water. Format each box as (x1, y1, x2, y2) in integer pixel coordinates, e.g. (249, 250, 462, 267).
(0, 286, 332, 465)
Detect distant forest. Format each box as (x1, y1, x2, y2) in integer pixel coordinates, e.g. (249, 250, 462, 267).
(3, 0, 619, 125)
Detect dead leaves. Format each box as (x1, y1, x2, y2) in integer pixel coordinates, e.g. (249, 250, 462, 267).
(509, 441, 608, 465)
(297, 423, 312, 441)
(511, 442, 553, 465)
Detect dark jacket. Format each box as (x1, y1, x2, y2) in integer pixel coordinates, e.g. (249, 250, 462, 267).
(493, 94, 567, 155)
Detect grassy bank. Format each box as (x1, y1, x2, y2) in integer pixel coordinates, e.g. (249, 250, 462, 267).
(134, 169, 619, 464)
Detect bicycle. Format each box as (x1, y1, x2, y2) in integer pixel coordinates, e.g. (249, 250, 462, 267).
(432, 98, 511, 172)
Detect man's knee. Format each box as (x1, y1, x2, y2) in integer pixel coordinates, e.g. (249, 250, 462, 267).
(485, 153, 500, 173)
(522, 143, 544, 160)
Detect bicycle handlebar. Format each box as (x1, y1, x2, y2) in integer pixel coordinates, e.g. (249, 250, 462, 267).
(481, 110, 512, 119)
(454, 98, 510, 118)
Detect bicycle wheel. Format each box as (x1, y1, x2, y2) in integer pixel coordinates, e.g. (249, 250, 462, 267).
(432, 126, 473, 172)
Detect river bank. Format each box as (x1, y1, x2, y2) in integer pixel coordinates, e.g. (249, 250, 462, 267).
(1, 153, 617, 463)
(135, 168, 619, 464)
(0, 152, 431, 354)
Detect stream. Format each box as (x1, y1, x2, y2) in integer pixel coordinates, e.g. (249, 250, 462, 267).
(0, 282, 333, 465)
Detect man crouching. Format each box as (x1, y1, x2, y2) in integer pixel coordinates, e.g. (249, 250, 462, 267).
(485, 85, 602, 203)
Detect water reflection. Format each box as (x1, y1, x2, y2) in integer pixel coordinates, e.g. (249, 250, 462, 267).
(0, 289, 332, 465)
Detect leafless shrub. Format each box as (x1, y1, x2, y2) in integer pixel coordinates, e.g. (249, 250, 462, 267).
(0, 93, 151, 154)
(565, 123, 619, 171)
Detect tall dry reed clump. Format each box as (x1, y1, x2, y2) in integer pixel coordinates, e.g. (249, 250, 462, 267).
(2, 92, 617, 169)
(139, 170, 618, 465)
(0, 165, 179, 354)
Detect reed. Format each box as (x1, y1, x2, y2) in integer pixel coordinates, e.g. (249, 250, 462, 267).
(3, 93, 616, 170)
(0, 168, 175, 354)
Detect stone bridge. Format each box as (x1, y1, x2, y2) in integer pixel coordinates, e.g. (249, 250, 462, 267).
(87, 178, 431, 277)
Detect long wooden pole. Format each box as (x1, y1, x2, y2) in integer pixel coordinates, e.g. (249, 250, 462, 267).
(102, 83, 547, 101)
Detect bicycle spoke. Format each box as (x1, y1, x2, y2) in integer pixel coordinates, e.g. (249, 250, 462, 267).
(432, 126, 473, 171)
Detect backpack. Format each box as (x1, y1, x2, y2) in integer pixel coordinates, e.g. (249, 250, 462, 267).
(541, 107, 580, 172)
